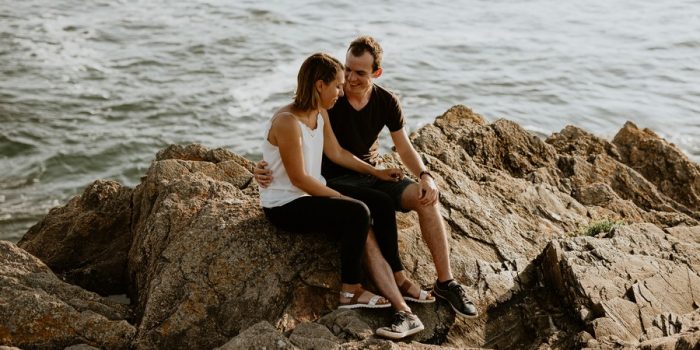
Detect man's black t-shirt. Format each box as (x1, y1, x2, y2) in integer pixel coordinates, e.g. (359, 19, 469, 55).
(322, 84, 405, 179)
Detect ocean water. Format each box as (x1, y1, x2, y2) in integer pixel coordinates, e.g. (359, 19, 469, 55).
(1, 0, 699, 242)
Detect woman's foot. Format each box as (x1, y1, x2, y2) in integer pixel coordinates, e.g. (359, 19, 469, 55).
(398, 279, 435, 303)
(338, 287, 391, 309)
(376, 310, 424, 339)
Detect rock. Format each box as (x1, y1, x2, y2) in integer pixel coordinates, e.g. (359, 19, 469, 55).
(11, 105, 700, 350)
(124, 147, 454, 349)
(123, 115, 697, 350)
(0, 241, 135, 350)
(214, 321, 296, 350)
(546, 125, 621, 160)
(423, 106, 558, 178)
(541, 223, 700, 347)
(613, 121, 700, 211)
(17, 180, 133, 295)
(156, 144, 256, 189)
(665, 225, 700, 244)
(576, 182, 617, 207)
(547, 122, 700, 225)
(317, 310, 374, 342)
(127, 156, 300, 349)
(156, 143, 254, 166)
(289, 322, 340, 349)
(639, 331, 700, 350)
(64, 345, 103, 350)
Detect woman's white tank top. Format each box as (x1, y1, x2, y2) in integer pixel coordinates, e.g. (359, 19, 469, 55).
(260, 113, 326, 208)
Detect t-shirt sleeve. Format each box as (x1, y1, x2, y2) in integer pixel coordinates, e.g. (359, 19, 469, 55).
(385, 92, 405, 132)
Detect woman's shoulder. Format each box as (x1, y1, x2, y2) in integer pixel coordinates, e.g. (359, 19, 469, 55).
(270, 109, 300, 133)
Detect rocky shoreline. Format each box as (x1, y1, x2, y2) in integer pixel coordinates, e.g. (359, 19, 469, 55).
(1, 105, 699, 349)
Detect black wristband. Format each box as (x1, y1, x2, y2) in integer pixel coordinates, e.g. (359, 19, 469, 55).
(419, 170, 433, 180)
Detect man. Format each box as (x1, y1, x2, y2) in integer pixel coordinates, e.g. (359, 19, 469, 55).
(256, 36, 477, 318)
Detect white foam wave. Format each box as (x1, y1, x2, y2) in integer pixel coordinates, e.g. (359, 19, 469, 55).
(227, 58, 301, 119)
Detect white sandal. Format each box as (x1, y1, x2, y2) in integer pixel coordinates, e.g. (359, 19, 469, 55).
(400, 280, 435, 303)
(337, 288, 391, 309)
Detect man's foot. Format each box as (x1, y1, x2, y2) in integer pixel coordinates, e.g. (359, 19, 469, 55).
(399, 279, 435, 304)
(338, 287, 391, 309)
(375, 310, 424, 339)
(433, 280, 478, 317)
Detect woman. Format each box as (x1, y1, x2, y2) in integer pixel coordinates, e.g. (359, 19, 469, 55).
(260, 52, 423, 339)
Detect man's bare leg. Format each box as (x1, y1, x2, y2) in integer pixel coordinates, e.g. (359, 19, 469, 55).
(400, 184, 478, 317)
(401, 183, 453, 282)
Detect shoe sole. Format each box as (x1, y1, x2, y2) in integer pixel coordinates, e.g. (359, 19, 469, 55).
(337, 303, 391, 309)
(403, 296, 436, 304)
(376, 324, 425, 339)
(433, 289, 479, 318)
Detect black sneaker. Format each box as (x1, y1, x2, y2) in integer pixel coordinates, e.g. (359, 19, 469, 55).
(375, 310, 424, 339)
(433, 280, 478, 317)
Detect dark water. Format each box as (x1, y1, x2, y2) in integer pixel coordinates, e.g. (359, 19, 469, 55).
(1, 0, 699, 242)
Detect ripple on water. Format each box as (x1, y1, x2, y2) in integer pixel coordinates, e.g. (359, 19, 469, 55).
(0, 134, 37, 158)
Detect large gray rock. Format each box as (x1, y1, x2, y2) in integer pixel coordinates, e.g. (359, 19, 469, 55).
(613, 121, 700, 211)
(213, 321, 296, 350)
(542, 223, 700, 348)
(547, 125, 622, 161)
(0, 241, 135, 350)
(547, 123, 699, 224)
(124, 148, 456, 349)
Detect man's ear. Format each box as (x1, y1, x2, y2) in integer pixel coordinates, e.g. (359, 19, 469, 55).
(373, 67, 383, 78)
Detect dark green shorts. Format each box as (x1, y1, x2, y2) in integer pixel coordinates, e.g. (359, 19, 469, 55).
(326, 174, 416, 213)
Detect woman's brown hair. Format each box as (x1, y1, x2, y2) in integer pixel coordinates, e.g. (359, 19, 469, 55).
(293, 53, 343, 111)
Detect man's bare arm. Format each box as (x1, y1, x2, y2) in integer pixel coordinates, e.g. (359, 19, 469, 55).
(390, 127, 439, 206)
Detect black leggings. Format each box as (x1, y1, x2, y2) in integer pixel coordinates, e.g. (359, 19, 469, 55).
(329, 183, 404, 273)
(263, 196, 370, 284)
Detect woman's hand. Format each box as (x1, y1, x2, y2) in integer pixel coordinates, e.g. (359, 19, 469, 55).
(372, 168, 404, 182)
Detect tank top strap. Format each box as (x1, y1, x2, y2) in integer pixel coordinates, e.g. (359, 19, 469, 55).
(265, 112, 323, 140)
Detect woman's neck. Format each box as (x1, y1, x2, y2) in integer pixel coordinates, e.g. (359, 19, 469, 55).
(292, 106, 318, 121)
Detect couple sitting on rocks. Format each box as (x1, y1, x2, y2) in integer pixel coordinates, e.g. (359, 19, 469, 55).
(255, 36, 478, 340)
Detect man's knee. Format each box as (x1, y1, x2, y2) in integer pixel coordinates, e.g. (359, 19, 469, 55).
(401, 189, 440, 215)
(399, 184, 439, 212)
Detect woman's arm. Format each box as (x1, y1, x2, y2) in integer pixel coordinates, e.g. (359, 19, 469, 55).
(271, 113, 342, 197)
(320, 111, 403, 181)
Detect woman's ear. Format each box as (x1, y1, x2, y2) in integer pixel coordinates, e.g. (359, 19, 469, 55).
(315, 79, 324, 93)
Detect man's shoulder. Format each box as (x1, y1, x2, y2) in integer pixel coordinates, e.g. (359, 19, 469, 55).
(372, 83, 399, 100)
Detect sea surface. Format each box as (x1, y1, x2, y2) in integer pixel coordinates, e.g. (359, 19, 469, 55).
(1, 0, 699, 242)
